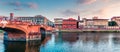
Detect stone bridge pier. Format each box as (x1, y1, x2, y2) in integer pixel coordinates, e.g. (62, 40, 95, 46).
(27, 32, 41, 41)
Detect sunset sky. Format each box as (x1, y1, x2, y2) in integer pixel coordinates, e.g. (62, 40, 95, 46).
(0, 0, 120, 21)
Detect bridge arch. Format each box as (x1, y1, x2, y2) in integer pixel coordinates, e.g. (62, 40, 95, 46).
(0, 25, 28, 34)
(40, 27, 46, 34)
(0, 26, 27, 41)
(40, 27, 46, 39)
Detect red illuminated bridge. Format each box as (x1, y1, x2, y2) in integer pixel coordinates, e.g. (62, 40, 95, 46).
(0, 20, 55, 41)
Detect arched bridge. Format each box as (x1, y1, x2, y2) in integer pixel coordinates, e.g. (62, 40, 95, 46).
(0, 20, 54, 41)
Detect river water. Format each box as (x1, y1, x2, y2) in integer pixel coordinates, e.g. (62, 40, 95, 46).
(0, 32, 120, 52)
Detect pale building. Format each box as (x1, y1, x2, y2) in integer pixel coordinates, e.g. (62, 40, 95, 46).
(82, 18, 94, 28)
(93, 19, 108, 28)
(54, 18, 63, 29)
(82, 17, 108, 28)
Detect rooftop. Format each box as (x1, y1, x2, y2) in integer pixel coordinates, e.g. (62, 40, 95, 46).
(54, 18, 63, 20)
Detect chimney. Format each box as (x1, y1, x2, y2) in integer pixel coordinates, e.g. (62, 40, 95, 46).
(78, 16, 80, 21)
(10, 13, 14, 21)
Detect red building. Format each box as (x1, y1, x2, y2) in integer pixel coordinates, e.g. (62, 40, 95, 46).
(62, 18, 77, 29)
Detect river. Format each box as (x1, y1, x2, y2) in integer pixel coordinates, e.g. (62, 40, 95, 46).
(0, 32, 120, 52)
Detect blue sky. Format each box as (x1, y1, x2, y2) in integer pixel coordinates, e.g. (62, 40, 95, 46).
(0, 0, 120, 21)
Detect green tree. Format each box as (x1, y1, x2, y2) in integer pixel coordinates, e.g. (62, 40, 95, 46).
(108, 21, 118, 26)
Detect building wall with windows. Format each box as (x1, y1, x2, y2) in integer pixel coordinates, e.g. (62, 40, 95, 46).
(16, 15, 45, 25)
(78, 21, 84, 29)
(82, 17, 108, 28)
(47, 20, 55, 27)
(93, 19, 108, 26)
(62, 18, 77, 29)
(16, 15, 54, 27)
(86, 20, 94, 26)
(54, 18, 63, 29)
(82, 18, 94, 28)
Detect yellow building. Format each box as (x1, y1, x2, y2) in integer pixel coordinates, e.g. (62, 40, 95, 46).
(83, 17, 108, 28)
(93, 19, 108, 28)
(93, 16, 108, 26)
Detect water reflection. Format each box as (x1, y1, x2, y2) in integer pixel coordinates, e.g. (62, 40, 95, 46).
(3, 34, 52, 52)
(4, 41, 26, 52)
(2, 33, 120, 52)
(61, 33, 79, 43)
(40, 32, 120, 52)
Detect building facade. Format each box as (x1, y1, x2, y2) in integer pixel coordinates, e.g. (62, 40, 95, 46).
(54, 18, 63, 29)
(93, 19, 108, 28)
(62, 18, 77, 29)
(16, 15, 54, 27)
(78, 21, 84, 29)
(82, 17, 108, 28)
(17, 15, 45, 24)
(85, 19, 94, 28)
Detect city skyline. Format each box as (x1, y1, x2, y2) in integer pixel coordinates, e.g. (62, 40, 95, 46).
(0, 0, 120, 21)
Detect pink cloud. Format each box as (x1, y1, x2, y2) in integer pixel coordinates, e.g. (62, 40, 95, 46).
(77, 0, 96, 4)
(84, 3, 120, 19)
(102, 0, 110, 2)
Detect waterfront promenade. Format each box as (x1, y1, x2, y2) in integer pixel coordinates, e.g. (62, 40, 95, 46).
(59, 28, 120, 32)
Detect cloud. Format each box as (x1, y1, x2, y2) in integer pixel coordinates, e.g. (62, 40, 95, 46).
(83, 3, 120, 19)
(14, 8, 22, 11)
(27, 2, 38, 9)
(77, 0, 97, 4)
(3, 1, 38, 10)
(4, 1, 21, 7)
(102, 0, 110, 2)
(62, 9, 79, 16)
(77, 0, 111, 5)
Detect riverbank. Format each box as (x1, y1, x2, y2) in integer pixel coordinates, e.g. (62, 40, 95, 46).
(57, 29, 120, 33)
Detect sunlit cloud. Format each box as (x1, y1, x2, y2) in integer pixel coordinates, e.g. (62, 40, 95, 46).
(77, 0, 97, 4)
(82, 3, 120, 19)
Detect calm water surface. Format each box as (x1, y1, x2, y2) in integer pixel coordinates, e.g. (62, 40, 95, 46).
(0, 32, 120, 52)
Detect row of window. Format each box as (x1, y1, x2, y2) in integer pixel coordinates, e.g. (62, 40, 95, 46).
(47, 21, 55, 27)
(17, 17, 55, 27)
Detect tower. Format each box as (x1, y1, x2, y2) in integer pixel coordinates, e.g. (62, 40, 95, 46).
(77, 16, 80, 28)
(78, 16, 80, 21)
(10, 13, 14, 21)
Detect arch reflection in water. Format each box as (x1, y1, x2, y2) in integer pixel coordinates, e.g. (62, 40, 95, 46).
(3, 34, 51, 52)
(4, 41, 41, 52)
